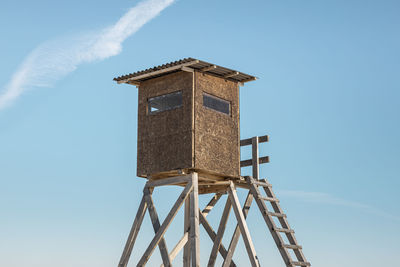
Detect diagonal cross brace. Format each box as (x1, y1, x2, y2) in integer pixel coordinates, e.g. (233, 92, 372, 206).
(137, 180, 194, 266)
(143, 187, 171, 266)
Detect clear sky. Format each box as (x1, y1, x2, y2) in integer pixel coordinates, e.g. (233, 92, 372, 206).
(1, 0, 399, 266)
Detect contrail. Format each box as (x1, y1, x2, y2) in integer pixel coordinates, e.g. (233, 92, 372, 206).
(277, 190, 400, 222)
(0, 0, 175, 110)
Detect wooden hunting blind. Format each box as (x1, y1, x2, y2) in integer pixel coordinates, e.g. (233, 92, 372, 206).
(114, 58, 310, 267)
(114, 58, 256, 180)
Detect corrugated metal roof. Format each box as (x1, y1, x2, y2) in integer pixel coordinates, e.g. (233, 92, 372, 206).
(113, 57, 257, 85)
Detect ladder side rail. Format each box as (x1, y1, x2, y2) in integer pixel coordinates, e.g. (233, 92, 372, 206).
(246, 177, 293, 266)
(260, 179, 308, 264)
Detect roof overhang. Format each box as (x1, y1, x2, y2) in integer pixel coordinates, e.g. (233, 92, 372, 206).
(113, 58, 257, 86)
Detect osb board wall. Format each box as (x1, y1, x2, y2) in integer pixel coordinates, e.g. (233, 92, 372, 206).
(137, 71, 193, 177)
(194, 72, 240, 177)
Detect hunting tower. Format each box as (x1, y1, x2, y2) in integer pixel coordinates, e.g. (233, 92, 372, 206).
(114, 58, 310, 267)
(114, 58, 255, 181)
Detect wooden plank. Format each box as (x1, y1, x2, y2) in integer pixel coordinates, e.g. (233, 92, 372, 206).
(240, 156, 269, 167)
(181, 66, 194, 72)
(252, 136, 259, 179)
(222, 192, 253, 267)
(148, 169, 188, 179)
(208, 197, 232, 267)
(240, 135, 269, 146)
(198, 181, 231, 186)
(267, 212, 286, 218)
(224, 71, 239, 78)
(160, 232, 189, 267)
(202, 193, 222, 216)
(147, 174, 192, 188)
(118, 195, 147, 267)
(199, 185, 230, 195)
(137, 180, 193, 266)
(290, 261, 311, 266)
(127, 80, 140, 86)
(240, 76, 258, 83)
(228, 182, 260, 267)
(282, 244, 302, 250)
(183, 198, 191, 267)
(190, 173, 200, 267)
(258, 135, 269, 143)
(258, 196, 279, 202)
(143, 188, 171, 266)
(251, 180, 272, 188)
(273, 227, 294, 233)
(200, 65, 217, 72)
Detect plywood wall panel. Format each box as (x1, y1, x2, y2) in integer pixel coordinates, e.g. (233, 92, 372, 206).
(137, 71, 194, 177)
(194, 72, 240, 177)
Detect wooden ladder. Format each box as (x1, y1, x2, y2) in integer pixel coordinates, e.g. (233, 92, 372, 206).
(240, 136, 310, 267)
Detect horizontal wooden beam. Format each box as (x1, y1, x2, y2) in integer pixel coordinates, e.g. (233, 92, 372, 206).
(181, 66, 194, 72)
(146, 174, 192, 188)
(240, 135, 269, 146)
(200, 65, 217, 72)
(127, 80, 140, 86)
(224, 71, 239, 78)
(241, 76, 257, 82)
(240, 156, 269, 167)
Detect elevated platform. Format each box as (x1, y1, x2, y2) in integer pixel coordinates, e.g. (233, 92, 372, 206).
(147, 168, 247, 195)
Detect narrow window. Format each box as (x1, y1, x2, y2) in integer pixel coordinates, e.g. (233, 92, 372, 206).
(203, 93, 230, 115)
(148, 91, 183, 114)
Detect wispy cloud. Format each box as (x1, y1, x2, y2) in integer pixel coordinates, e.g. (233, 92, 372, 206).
(277, 190, 400, 222)
(0, 0, 175, 110)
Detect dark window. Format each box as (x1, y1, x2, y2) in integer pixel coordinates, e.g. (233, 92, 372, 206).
(148, 91, 183, 114)
(203, 93, 230, 115)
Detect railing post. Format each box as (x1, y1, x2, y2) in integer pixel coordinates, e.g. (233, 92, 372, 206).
(251, 136, 259, 179)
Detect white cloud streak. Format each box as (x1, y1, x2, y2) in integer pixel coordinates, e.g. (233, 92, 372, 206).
(0, 0, 175, 110)
(277, 190, 400, 222)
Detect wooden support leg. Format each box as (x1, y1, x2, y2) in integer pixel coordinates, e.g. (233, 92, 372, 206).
(222, 191, 254, 267)
(183, 197, 191, 267)
(190, 173, 200, 267)
(227, 182, 260, 267)
(207, 196, 232, 267)
(143, 187, 171, 267)
(118, 194, 147, 267)
(137, 180, 193, 266)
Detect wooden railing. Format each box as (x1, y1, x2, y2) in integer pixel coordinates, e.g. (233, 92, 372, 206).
(240, 135, 269, 179)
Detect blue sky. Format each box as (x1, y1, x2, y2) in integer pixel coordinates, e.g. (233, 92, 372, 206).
(1, 0, 399, 266)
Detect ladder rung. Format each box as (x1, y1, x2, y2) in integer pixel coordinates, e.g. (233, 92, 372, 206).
(273, 227, 294, 233)
(252, 180, 272, 188)
(258, 196, 279, 202)
(282, 244, 302, 250)
(265, 211, 286, 218)
(290, 261, 311, 266)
